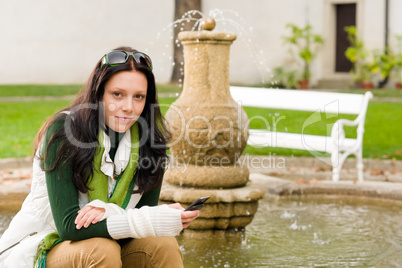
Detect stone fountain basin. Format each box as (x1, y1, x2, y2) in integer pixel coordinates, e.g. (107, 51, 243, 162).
(2, 170, 402, 213)
(252, 173, 402, 203)
(160, 182, 263, 234)
(0, 159, 32, 212)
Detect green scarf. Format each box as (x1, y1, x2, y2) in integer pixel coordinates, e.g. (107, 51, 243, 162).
(34, 123, 139, 267)
(88, 123, 139, 207)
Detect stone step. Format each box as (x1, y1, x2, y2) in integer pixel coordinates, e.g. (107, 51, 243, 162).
(314, 78, 353, 90)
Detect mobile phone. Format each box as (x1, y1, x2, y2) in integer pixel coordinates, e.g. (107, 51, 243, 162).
(184, 196, 210, 211)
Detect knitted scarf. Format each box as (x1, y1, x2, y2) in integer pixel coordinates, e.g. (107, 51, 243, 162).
(34, 123, 139, 267)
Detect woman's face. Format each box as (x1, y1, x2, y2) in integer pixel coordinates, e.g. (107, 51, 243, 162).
(102, 70, 148, 133)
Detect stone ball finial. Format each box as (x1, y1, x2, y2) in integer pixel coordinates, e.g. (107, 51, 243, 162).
(200, 17, 216, 31)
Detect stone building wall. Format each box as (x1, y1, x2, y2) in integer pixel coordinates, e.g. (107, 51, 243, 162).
(0, 0, 401, 86)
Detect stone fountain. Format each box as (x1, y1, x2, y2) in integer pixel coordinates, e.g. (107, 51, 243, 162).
(159, 17, 263, 237)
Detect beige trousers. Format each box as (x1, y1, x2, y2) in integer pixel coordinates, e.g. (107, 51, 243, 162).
(46, 237, 183, 268)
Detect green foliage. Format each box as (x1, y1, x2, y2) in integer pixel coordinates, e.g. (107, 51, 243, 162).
(283, 23, 324, 81)
(344, 26, 373, 83)
(345, 29, 402, 86)
(344, 26, 366, 63)
(271, 67, 299, 89)
(372, 47, 396, 79)
(393, 35, 402, 83)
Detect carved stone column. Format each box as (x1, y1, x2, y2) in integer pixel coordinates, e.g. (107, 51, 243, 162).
(160, 25, 263, 237)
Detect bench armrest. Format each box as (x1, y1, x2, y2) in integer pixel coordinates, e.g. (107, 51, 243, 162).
(334, 118, 358, 127)
(331, 119, 359, 138)
(331, 119, 356, 141)
(331, 116, 367, 151)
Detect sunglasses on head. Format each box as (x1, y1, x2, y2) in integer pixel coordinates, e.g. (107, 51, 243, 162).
(100, 50, 153, 70)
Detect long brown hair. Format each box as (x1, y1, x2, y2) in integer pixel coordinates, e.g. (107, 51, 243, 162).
(34, 46, 170, 194)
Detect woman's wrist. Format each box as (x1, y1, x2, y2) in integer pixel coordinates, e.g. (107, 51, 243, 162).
(106, 205, 183, 239)
(85, 199, 126, 221)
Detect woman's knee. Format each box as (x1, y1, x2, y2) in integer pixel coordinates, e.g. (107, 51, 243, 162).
(47, 237, 122, 268)
(121, 237, 183, 267)
(154, 237, 182, 257)
(87, 237, 122, 264)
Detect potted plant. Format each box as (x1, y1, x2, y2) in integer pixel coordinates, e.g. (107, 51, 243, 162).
(344, 26, 371, 88)
(361, 61, 376, 89)
(372, 47, 396, 88)
(271, 66, 299, 89)
(393, 35, 402, 89)
(283, 23, 324, 89)
(395, 54, 402, 89)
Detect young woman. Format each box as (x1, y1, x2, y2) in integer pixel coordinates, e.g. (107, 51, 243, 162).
(0, 47, 199, 267)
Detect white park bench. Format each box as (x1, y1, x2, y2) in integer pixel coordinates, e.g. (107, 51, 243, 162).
(230, 86, 373, 182)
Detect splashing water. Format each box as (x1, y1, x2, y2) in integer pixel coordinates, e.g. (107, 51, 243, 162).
(207, 9, 272, 85)
(145, 9, 273, 88)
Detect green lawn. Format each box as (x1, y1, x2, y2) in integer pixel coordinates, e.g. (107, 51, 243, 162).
(0, 98, 177, 158)
(1, 84, 401, 99)
(0, 85, 83, 97)
(244, 83, 402, 99)
(0, 84, 181, 97)
(336, 88, 402, 98)
(0, 100, 72, 158)
(242, 102, 402, 160)
(0, 92, 400, 160)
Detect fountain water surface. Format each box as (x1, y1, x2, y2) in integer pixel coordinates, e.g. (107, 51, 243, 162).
(2, 197, 402, 266)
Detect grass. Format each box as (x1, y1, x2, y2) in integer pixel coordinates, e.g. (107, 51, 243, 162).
(335, 88, 402, 98)
(0, 100, 72, 158)
(0, 84, 181, 97)
(2, 84, 400, 99)
(242, 102, 402, 160)
(240, 84, 402, 99)
(0, 87, 400, 160)
(0, 98, 177, 158)
(0, 85, 83, 97)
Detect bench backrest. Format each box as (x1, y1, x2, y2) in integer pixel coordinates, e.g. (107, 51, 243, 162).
(230, 86, 373, 115)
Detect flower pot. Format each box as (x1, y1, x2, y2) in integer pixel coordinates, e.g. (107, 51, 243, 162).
(298, 80, 309, 89)
(354, 81, 364, 89)
(396, 82, 402, 89)
(362, 82, 373, 90)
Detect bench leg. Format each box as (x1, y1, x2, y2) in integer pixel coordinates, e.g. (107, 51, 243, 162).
(331, 151, 340, 182)
(355, 147, 364, 182)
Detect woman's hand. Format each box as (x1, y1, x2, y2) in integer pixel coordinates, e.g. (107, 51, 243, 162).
(75, 206, 106, 229)
(168, 203, 200, 229)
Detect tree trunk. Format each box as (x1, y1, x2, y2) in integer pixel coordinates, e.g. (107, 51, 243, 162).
(171, 0, 202, 84)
